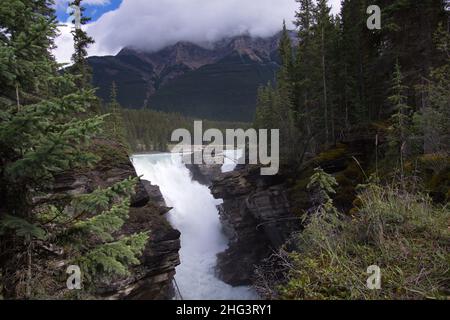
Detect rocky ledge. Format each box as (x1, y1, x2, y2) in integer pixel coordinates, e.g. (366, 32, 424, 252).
(45, 139, 181, 300)
(185, 163, 223, 186)
(210, 165, 298, 286)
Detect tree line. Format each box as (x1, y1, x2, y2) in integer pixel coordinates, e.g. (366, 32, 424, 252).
(255, 0, 449, 168)
(102, 88, 250, 153)
(254, 0, 449, 300)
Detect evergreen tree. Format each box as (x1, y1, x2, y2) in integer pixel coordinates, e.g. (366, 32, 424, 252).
(413, 23, 450, 154)
(379, 0, 447, 79)
(386, 63, 412, 178)
(313, 0, 334, 145)
(340, 0, 373, 126)
(293, 0, 318, 150)
(295, 0, 315, 42)
(45, 178, 148, 284)
(307, 167, 338, 214)
(0, 0, 57, 105)
(377, 0, 448, 123)
(69, 0, 95, 89)
(108, 81, 126, 141)
(254, 22, 299, 166)
(0, 0, 147, 298)
(278, 20, 295, 94)
(327, 15, 345, 141)
(292, 0, 341, 148)
(254, 85, 274, 130)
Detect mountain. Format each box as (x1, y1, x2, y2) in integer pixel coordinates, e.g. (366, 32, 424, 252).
(88, 31, 296, 122)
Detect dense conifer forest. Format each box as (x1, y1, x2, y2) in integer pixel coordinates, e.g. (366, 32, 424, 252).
(253, 0, 449, 299)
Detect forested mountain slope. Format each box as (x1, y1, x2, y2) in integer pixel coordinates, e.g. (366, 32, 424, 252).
(89, 32, 296, 121)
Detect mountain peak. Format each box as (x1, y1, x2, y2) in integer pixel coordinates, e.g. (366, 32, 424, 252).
(88, 31, 287, 120)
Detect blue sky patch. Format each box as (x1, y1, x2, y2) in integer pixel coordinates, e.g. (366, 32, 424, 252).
(56, 0, 122, 23)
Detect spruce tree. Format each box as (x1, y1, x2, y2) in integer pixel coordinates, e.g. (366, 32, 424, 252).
(254, 85, 274, 130)
(294, 0, 316, 112)
(108, 81, 126, 141)
(413, 23, 450, 154)
(313, 0, 333, 145)
(278, 20, 295, 93)
(254, 21, 299, 166)
(307, 167, 338, 214)
(69, 0, 95, 89)
(340, 0, 369, 126)
(327, 15, 344, 142)
(386, 63, 412, 179)
(0, 0, 148, 299)
(292, 0, 340, 149)
(45, 178, 148, 284)
(295, 0, 315, 43)
(294, 0, 320, 153)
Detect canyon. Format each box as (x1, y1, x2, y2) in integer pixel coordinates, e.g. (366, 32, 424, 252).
(45, 138, 374, 299)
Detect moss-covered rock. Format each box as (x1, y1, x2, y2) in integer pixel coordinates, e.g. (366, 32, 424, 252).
(289, 141, 372, 215)
(89, 138, 130, 170)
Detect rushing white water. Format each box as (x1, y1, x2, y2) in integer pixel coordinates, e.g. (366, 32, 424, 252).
(131, 152, 256, 300)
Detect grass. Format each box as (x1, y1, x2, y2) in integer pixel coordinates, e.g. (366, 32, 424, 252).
(275, 185, 449, 300)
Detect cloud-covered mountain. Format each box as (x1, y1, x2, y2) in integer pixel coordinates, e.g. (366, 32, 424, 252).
(54, 0, 341, 64)
(85, 0, 298, 57)
(89, 31, 296, 122)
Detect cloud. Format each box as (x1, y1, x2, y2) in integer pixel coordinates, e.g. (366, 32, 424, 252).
(54, 24, 74, 65)
(53, 0, 342, 64)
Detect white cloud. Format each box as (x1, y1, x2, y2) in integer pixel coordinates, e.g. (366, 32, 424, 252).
(54, 24, 74, 65)
(87, 0, 298, 55)
(53, 0, 343, 64)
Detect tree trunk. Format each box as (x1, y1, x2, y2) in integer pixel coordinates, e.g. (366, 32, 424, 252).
(321, 27, 329, 145)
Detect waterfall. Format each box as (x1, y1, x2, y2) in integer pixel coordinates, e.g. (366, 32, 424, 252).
(131, 152, 256, 300)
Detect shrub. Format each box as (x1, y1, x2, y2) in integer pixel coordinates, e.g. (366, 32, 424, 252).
(279, 186, 449, 300)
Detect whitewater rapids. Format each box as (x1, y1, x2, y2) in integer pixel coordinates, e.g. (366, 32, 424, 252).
(131, 152, 256, 300)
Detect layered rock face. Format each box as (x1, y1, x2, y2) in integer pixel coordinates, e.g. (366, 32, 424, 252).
(185, 163, 223, 186)
(210, 166, 298, 286)
(45, 139, 181, 300)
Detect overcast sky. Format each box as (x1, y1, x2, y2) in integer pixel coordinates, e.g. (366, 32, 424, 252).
(54, 0, 342, 64)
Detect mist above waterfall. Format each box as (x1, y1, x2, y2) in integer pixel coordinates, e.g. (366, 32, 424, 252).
(131, 153, 255, 300)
